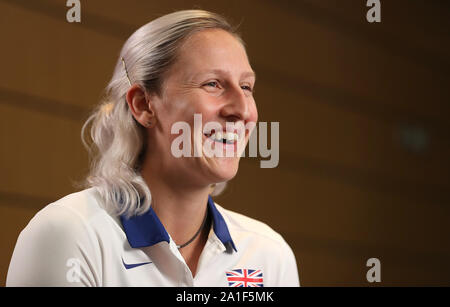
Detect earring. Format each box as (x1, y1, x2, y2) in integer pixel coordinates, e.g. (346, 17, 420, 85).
(145, 118, 155, 128)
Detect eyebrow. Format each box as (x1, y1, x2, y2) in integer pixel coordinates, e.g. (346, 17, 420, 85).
(241, 70, 256, 80)
(195, 69, 256, 81)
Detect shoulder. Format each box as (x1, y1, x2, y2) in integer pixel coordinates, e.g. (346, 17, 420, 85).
(215, 203, 300, 286)
(7, 188, 106, 286)
(39, 187, 106, 221)
(18, 187, 119, 252)
(216, 204, 300, 287)
(13, 187, 110, 256)
(27, 188, 108, 232)
(215, 203, 291, 253)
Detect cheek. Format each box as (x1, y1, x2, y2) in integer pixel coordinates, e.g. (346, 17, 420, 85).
(248, 100, 258, 123)
(160, 95, 211, 146)
(161, 95, 197, 125)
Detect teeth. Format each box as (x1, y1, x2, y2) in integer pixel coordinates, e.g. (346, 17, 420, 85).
(206, 131, 238, 143)
(215, 131, 223, 141)
(224, 132, 237, 141)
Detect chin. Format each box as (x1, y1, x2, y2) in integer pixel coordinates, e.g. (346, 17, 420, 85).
(207, 156, 240, 182)
(199, 135, 244, 183)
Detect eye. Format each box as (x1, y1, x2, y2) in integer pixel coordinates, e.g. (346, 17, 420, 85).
(203, 81, 220, 89)
(241, 85, 253, 92)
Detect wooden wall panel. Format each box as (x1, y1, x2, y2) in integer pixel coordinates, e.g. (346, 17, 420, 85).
(303, 0, 450, 59)
(0, 1, 122, 108)
(255, 80, 450, 188)
(246, 2, 450, 124)
(0, 103, 87, 200)
(221, 162, 450, 285)
(223, 161, 450, 253)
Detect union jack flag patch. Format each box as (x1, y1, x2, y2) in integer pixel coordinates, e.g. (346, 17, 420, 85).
(226, 269, 264, 287)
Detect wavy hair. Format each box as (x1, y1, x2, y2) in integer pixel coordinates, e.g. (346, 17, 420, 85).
(81, 10, 243, 217)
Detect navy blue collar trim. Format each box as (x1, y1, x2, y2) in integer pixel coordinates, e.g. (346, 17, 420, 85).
(207, 195, 237, 252)
(120, 195, 237, 252)
(120, 204, 170, 248)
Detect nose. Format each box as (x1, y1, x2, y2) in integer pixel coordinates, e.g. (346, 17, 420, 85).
(220, 85, 250, 122)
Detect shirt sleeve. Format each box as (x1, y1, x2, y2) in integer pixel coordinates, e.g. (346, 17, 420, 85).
(6, 203, 101, 287)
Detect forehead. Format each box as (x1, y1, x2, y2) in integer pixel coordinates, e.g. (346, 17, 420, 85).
(174, 28, 253, 75)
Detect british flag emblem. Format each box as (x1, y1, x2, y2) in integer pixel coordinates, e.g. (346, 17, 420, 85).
(226, 269, 264, 287)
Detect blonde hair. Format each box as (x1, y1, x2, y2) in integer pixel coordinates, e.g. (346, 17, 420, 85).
(81, 10, 241, 217)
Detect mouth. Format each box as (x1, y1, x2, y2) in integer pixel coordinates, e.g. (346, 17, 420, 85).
(203, 130, 239, 145)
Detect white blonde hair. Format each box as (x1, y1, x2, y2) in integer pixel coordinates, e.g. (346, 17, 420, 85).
(81, 10, 243, 217)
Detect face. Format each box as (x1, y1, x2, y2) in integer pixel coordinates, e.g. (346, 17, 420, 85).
(146, 28, 258, 188)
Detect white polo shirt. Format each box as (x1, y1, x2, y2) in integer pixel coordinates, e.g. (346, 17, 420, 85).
(7, 188, 300, 287)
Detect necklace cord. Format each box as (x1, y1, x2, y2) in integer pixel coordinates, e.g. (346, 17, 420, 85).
(176, 209, 208, 249)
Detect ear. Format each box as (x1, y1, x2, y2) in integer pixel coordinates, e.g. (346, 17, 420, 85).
(125, 85, 157, 128)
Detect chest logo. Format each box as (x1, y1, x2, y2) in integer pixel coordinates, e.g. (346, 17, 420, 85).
(226, 269, 263, 287)
(122, 257, 152, 270)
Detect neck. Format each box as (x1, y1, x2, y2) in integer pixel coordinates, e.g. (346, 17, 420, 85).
(140, 160, 213, 247)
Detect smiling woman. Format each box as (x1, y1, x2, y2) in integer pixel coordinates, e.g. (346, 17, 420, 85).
(6, 9, 300, 287)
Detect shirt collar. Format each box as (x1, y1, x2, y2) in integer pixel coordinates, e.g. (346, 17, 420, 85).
(120, 195, 237, 252)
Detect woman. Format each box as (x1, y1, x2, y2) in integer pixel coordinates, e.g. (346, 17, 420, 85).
(7, 10, 299, 287)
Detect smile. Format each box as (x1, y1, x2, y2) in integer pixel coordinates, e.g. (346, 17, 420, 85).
(204, 130, 239, 145)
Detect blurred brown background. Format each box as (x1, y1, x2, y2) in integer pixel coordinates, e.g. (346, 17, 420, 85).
(1, 0, 449, 286)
